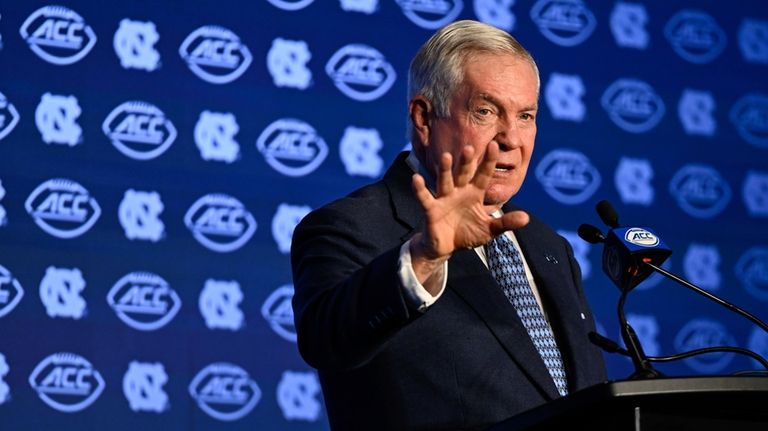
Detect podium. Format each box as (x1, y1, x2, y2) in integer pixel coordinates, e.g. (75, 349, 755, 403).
(488, 377, 768, 430)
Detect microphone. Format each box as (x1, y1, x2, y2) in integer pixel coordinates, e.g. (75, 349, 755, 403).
(577, 224, 605, 244)
(596, 200, 619, 228)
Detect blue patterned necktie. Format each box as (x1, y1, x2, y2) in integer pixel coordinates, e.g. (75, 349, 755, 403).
(486, 234, 569, 396)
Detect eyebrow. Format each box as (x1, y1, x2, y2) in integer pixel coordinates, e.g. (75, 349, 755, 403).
(475, 93, 538, 112)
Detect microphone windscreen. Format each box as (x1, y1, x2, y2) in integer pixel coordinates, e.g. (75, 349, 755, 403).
(597, 200, 620, 228)
(578, 224, 605, 244)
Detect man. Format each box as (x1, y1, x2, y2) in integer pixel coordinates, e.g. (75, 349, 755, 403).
(291, 20, 606, 431)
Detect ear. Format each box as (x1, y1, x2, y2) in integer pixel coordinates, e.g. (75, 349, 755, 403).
(408, 96, 432, 149)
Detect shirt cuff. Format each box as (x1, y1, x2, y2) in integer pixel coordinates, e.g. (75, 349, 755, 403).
(397, 239, 448, 313)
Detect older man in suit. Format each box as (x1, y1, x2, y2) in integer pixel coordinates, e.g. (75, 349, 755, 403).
(291, 20, 607, 431)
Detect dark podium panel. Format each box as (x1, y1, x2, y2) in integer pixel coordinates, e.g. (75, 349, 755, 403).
(488, 377, 768, 431)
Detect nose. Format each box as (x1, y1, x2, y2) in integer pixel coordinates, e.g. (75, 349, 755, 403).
(494, 116, 523, 151)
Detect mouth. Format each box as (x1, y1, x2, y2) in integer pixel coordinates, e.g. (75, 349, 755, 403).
(494, 163, 514, 173)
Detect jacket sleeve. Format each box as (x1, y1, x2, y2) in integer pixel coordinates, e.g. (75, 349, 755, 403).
(290, 203, 415, 371)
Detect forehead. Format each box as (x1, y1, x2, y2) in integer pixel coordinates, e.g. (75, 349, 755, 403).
(459, 52, 539, 101)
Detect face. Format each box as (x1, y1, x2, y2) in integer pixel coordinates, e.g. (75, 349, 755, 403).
(416, 53, 538, 208)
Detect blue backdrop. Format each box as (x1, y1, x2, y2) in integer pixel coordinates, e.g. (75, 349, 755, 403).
(0, 0, 767, 429)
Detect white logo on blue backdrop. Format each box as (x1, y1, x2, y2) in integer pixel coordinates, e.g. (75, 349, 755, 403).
(103, 101, 177, 160)
(742, 171, 768, 217)
(0, 180, 5, 227)
(626, 314, 660, 356)
(277, 371, 322, 421)
(735, 246, 768, 301)
(262, 285, 296, 342)
(199, 279, 244, 331)
(665, 9, 726, 64)
(678, 89, 716, 136)
(272, 203, 311, 254)
(0, 92, 20, 141)
(20, 6, 97, 66)
(179, 26, 252, 84)
(530, 0, 595, 47)
(339, 126, 384, 177)
(35, 93, 82, 146)
(194, 111, 240, 163)
(738, 19, 768, 64)
(545, 73, 585, 122)
(535, 149, 601, 205)
(0, 353, 8, 405)
(614, 157, 654, 206)
(610, 2, 648, 49)
(674, 318, 735, 373)
(669, 164, 731, 218)
(326, 44, 396, 102)
(256, 118, 329, 177)
(601, 78, 665, 133)
(0, 265, 24, 318)
(118, 189, 165, 242)
(683, 243, 721, 291)
(340, 0, 379, 14)
(25, 178, 101, 239)
(396, 0, 463, 29)
(107, 272, 181, 331)
(729, 93, 768, 148)
(28, 352, 105, 412)
(40, 266, 87, 319)
(475, 0, 516, 31)
(267, 0, 315, 11)
(268, 38, 312, 90)
(184, 193, 257, 253)
(189, 362, 261, 421)
(113, 19, 160, 72)
(123, 361, 169, 413)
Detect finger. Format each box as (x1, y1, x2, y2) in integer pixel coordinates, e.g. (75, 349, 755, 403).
(436, 152, 454, 196)
(412, 174, 435, 207)
(455, 145, 475, 187)
(489, 210, 530, 235)
(472, 141, 499, 190)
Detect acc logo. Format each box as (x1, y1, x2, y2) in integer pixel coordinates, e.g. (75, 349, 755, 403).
(25, 178, 101, 239)
(395, 0, 463, 30)
(28, 352, 105, 412)
(189, 362, 261, 421)
(664, 10, 726, 64)
(107, 272, 182, 331)
(267, 0, 315, 11)
(0, 91, 21, 141)
(735, 247, 768, 301)
(256, 119, 328, 177)
(669, 164, 731, 218)
(20, 6, 97, 65)
(184, 194, 257, 253)
(325, 44, 396, 102)
(262, 284, 296, 342)
(530, 0, 596, 47)
(179, 26, 252, 84)
(103, 101, 177, 160)
(601, 78, 665, 133)
(674, 319, 735, 373)
(0, 264, 24, 318)
(729, 94, 768, 148)
(535, 149, 601, 205)
(624, 228, 659, 247)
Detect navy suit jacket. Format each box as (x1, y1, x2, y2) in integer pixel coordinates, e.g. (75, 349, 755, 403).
(291, 153, 606, 431)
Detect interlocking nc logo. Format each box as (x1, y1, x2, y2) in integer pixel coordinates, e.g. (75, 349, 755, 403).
(272, 203, 311, 254)
(103, 101, 177, 161)
(678, 89, 716, 136)
(610, 2, 649, 49)
(614, 157, 654, 206)
(19, 5, 97, 65)
(738, 19, 768, 64)
(601, 78, 665, 133)
(530, 0, 596, 47)
(665, 10, 727, 64)
(277, 371, 322, 421)
(256, 118, 328, 177)
(729, 94, 768, 148)
(0, 180, 5, 227)
(184, 194, 257, 253)
(194, 111, 240, 163)
(325, 44, 396, 102)
(735, 247, 768, 301)
(626, 314, 660, 356)
(0, 353, 9, 405)
(340, 0, 379, 14)
(0, 264, 24, 318)
(535, 149, 601, 205)
(267, 38, 312, 90)
(0, 91, 21, 141)
(668, 164, 731, 218)
(179, 26, 252, 84)
(674, 319, 735, 373)
(395, 0, 463, 29)
(123, 361, 169, 413)
(25, 178, 101, 239)
(40, 266, 87, 319)
(266, 0, 315, 11)
(118, 189, 165, 242)
(107, 272, 181, 331)
(544, 73, 585, 122)
(683, 244, 721, 291)
(743, 171, 768, 217)
(474, 0, 516, 31)
(339, 126, 384, 177)
(199, 279, 244, 331)
(28, 352, 105, 413)
(261, 285, 296, 342)
(35, 93, 82, 146)
(189, 363, 261, 421)
(113, 19, 160, 72)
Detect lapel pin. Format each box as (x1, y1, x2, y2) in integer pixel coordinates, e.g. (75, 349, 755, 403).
(544, 253, 558, 264)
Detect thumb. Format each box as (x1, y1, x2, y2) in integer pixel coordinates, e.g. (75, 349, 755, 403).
(490, 210, 530, 235)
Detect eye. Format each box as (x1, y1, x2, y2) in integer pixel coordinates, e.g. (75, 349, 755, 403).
(520, 112, 535, 121)
(477, 108, 492, 116)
